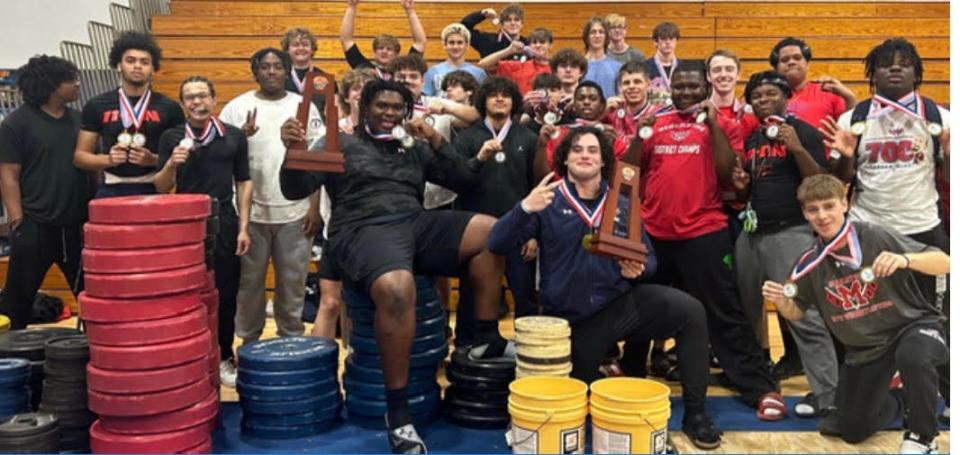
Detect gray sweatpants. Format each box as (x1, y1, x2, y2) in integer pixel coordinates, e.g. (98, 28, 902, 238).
(236, 219, 310, 344)
(735, 223, 838, 409)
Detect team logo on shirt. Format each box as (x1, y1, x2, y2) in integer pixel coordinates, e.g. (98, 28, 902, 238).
(824, 274, 890, 321)
(101, 109, 160, 125)
(669, 130, 691, 142)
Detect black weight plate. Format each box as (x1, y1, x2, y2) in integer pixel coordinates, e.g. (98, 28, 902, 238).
(443, 390, 508, 416)
(349, 311, 447, 338)
(343, 355, 437, 384)
(0, 359, 30, 380)
(43, 337, 88, 362)
(0, 412, 59, 438)
(347, 408, 439, 430)
(236, 364, 332, 386)
(237, 336, 338, 372)
(351, 342, 447, 369)
(343, 375, 437, 401)
(39, 382, 87, 407)
(241, 401, 340, 427)
(0, 330, 79, 361)
(38, 408, 94, 430)
(449, 348, 516, 380)
(349, 330, 446, 356)
(444, 404, 510, 429)
(237, 376, 338, 402)
(41, 362, 85, 383)
(0, 373, 28, 389)
(0, 430, 61, 453)
(443, 385, 509, 403)
(445, 366, 512, 391)
(240, 388, 340, 415)
(345, 389, 440, 418)
(240, 417, 338, 440)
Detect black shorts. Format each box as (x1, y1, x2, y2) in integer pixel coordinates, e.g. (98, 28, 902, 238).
(330, 210, 475, 293)
(317, 240, 342, 281)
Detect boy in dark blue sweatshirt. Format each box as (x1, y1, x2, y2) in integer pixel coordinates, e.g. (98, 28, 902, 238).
(487, 126, 722, 450)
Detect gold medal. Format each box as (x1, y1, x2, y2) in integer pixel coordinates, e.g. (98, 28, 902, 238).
(926, 122, 943, 136)
(116, 132, 132, 148)
(581, 233, 597, 250)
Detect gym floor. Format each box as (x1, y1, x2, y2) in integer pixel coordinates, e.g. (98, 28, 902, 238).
(46, 312, 950, 454)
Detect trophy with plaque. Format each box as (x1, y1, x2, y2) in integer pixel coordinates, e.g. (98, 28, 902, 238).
(283, 68, 345, 173)
(582, 161, 648, 262)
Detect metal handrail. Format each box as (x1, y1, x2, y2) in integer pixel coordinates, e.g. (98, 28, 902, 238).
(87, 21, 116, 68)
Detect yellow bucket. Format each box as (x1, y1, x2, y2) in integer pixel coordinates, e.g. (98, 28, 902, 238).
(510, 376, 587, 409)
(589, 378, 672, 454)
(508, 399, 588, 454)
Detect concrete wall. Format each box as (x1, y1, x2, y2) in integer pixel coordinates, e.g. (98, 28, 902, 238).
(0, 0, 129, 68)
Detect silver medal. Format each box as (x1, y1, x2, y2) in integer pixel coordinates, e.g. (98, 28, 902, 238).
(401, 136, 415, 149)
(543, 112, 557, 125)
(423, 115, 436, 126)
(550, 128, 561, 139)
(595, 123, 606, 133)
(132, 133, 147, 148)
(850, 121, 867, 136)
(765, 125, 780, 140)
(829, 149, 842, 160)
(695, 112, 707, 124)
(178, 138, 194, 150)
(494, 151, 506, 163)
(391, 125, 408, 140)
(116, 132, 132, 148)
(616, 108, 626, 119)
(743, 104, 754, 114)
(782, 282, 798, 299)
(520, 55, 527, 63)
(491, 17, 500, 26)
(926, 122, 943, 136)
(638, 126, 653, 139)
(859, 267, 876, 283)
(663, 97, 673, 107)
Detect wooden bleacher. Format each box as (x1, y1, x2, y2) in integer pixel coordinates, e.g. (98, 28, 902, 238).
(152, 1, 950, 106)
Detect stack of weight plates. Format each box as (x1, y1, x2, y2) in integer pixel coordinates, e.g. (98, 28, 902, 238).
(237, 337, 341, 439)
(342, 276, 446, 428)
(83, 195, 216, 454)
(443, 348, 513, 429)
(40, 336, 95, 452)
(0, 412, 61, 453)
(0, 328, 80, 411)
(205, 197, 218, 270)
(0, 359, 30, 419)
(199, 270, 220, 422)
(514, 316, 572, 378)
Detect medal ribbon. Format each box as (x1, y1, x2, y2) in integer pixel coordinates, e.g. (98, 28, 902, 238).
(789, 218, 862, 281)
(868, 91, 923, 121)
(653, 55, 676, 89)
(497, 29, 512, 44)
(364, 125, 398, 142)
(413, 95, 428, 114)
(484, 118, 512, 144)
(185, 117, 226, 148)
(764, 114, 786, 126)
(290, 68, 306, 93)
(118, 88, 152, 131)
(557, 179, 608, 228)
(631, 101, 656, 121)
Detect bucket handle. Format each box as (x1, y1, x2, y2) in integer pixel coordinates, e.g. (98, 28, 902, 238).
(506, 411, 554, 448)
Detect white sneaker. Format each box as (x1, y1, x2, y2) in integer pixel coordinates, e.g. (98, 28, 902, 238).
(219, 360, 237, 388)
(266, 299, 275, 317)
(900, 432, 938, 454)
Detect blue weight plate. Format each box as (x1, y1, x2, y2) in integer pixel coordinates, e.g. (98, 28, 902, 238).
(351, 342, 447, 369)
(240, 388, 341, 415)
(343, 376, 437, 401)
(345, 389, 441, 418)
(241, 418, 339, 439)
(349, 330, 446, 356)
(237, 337, 338, 372)
(0, 359, 30, 380)
(346, 304, 443, 324)
(242, 401, 341, 427)
(0, 390, 27, 407)
(237, 375, 339, 402)
(0, 400, 28, 417)
(237, 364, 334, 386)
(344, 355, 437, 384)
(0, 373, 28, 389)
(343, 289, 444, 321)
(349, 312, 447, 339)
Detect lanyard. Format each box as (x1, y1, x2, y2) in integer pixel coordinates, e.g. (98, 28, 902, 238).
(557, 179, 607, 228)
(184, 117, 225, 148)
(118, 88, 152, 131)
(790, 219, 862, 281)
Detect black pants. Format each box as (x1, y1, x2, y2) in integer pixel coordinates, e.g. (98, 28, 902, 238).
(454, 249, 536, 347)
(836, 324, 949, 443)
(571, 283, 709, 414)
(650, 228, 777, 406)
(0, 217, 82, 329)
(216, 207, 241, 361)
(908, 223, 949, 323)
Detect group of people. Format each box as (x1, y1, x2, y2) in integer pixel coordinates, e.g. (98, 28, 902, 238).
(0, 1, 950, 454)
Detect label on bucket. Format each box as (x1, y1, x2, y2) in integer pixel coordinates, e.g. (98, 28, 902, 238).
(650, 428, 667, 454)
(511, 425, 538, 454)
(560, 427, 582, 454)
(592, 426, 631, 454)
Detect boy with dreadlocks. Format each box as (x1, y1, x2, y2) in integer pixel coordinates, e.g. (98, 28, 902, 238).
(0, 56, 87, 330)
(820, 37, 951, 345)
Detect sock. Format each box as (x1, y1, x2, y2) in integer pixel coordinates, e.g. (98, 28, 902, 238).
(385, 387, 412, 429)
(474, 319, 506, 358)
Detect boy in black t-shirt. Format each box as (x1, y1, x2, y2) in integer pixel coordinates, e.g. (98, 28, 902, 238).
(155, 77, 253, 374)
(74, 31, 184, 198)
(339, 0, 426, 76)
(763, 174, 949, 453)
(0, 56, 88, 329)
(733, 71, 837, 418)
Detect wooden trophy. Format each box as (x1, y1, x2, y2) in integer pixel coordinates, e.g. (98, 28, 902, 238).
(584, 161, 648, 262)
(283, 68, 345, 173)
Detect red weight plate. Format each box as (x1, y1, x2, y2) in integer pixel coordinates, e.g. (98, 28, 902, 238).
(202, 270, 216, 292)
(207, 311, 218, 344)
(84, 220, 205, 250)
(79, 292, 201, 323)
(98, 389, 218, 433)
(83, 244, 204, 274)
(89, 377, 212, 417)
(90, 419, 210, 454)
(90, 330, 210, 371)
(200, 290, 218, 315)
(85, 264, 207, 299)
(85, 306, 207, 346)
(87, 357, 207, 394)
(181, 436, 212, 454)
(88, 194, 211, 225)
(207, 347, 218, 372)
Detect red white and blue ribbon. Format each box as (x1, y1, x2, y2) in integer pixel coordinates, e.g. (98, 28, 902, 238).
(631, 101, 657, 121)
(789, 218, 863, 281)
(868, 91, 923, 121)
(413, 95, 428, 114)
(765, 114, 786, 125)
(653, 56, 676, 88)
(290, 67, 306, 93)
(118, 88, 152, 131)
(558, 178, 608, 228)
(364, 125, 397, 141)
(484, 117, 512, 143)
(184, 117, 226, 148)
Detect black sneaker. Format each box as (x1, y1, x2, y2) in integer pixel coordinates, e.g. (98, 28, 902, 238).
(900, 431, 938, 454)
(772, 355, 803, 380)
(817, 408, 841, 437)
(387, 422, 427, 454)
(650, 347, 671, 377)
(682, 412, 722, 450)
